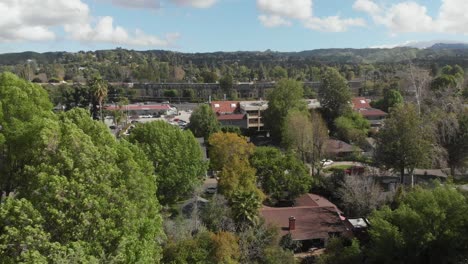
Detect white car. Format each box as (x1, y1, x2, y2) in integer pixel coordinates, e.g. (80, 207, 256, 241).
(321, 159, 334, 166)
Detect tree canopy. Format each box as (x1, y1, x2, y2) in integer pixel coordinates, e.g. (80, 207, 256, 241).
(129, 121, 206, 205)
(263, 79, 306, 141)
(375, 104, 434, 185)
(251, 147, 312, 203)
(319, 67, 352, 124)
(188, 104, 220, 140)
(368, 185, 468, 264)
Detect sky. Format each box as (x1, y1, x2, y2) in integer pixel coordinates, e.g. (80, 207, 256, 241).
(1, 0, 468, 53)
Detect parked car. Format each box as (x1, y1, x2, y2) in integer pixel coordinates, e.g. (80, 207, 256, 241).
(321, 159, 334, 166)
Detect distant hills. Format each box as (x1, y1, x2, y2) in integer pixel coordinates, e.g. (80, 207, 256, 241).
(2, 43, 468, 69)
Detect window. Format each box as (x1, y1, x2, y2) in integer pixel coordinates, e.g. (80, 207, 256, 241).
(214, 104, 220, 108)
(231, 103, 237, 108)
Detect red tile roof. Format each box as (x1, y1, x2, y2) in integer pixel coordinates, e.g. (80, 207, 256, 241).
(210, 101, 240, 114)
(217, 114, 245, 121)
(352, 97, 371, 109)
(106, 104, 171, 111)
(260, 194, 349, 241)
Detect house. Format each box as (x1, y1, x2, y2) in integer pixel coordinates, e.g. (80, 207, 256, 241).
(326, 139, 363, 158)
(239, 101, 268, 131)
(210, 101, 248, 128)
(352, 97, 387, 128)
(260, 193, 351, 250)
(403, 169, 448, 185)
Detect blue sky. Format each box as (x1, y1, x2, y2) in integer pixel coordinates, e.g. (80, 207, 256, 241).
(1, 0, 468, 53)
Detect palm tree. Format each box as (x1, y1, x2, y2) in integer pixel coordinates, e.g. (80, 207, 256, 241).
(230, 191, 261, 226)
(89, 76, 108, 121)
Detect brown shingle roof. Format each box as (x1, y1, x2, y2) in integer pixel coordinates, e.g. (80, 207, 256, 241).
(260, 206, 348, 241)
(326, 139, 362, 154)
(260, 193, 349, 241)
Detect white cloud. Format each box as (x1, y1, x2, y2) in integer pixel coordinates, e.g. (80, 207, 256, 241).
(304, 16, 366, 32)
(0, 0, 179, 47)
(170, 0, 217, 8)
(353, 0, 468, 35)
(352, 0, 380, 14)
(106, 0, 160, 9)
(65, 17, 180, 46)
(257, 0, 312, 20)
(256, 0, 365, 32)
(102, 0, 217, 9)
(258, 15, 292, 27)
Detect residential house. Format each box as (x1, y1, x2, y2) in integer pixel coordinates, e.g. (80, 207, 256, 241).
(326, 139, 363, 159)
(352, 97, 387, 128)
(260, 193, 351, 251)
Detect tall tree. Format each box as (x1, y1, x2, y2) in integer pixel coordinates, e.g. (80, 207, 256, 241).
(88, 75, 108, 121)
(310, 111, 330, 176)
(188, 104, 220, 140)
(129, 121, 206, 205)
(282, 109, 313, 163)
(319, 67, 352, 124)
(375, 104, 434, 186)
(263, 79, 306, 141)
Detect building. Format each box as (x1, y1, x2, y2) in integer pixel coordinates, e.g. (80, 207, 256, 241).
(210, 101, 247, 128)
(352, 97, 388, 128)
(260, 193, 351, 250)
(239, 101, 268, 131)
(326, 139, 363, 158)
(105, 103, 176, 118)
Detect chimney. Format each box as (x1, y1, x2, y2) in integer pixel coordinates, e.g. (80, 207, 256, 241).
(289, 216, 296, 231)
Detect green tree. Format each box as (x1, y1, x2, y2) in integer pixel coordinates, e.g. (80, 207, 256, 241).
(129, 121, 206, 205)
(376, 104, 434, 186)
(317, 237, 362, 264)
(219, 74, 234, 98)
(270, 66, 288, 80)
(88, 75, 108, 120)
(319, 67, 352, 124)
(251, 147, 312, 203)
(0, 197, 55, 263)
(367, 185, 468, 264)
(230, 191, 263, 226)
(263, 79, 306, 141)
(188, 104, 220, 139)
(334, 111, 370, 145)
(201, 71, 218, 83)
(0, 106, 164, 262)
(371, 89, 404, 112)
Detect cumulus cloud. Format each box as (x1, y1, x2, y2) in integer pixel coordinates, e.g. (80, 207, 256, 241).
(0, 0, 179, 47)
(353, 0, 468, 35)
(304, 16, 366, 32)
(65, 17, 180, 46)
(256, 0, 365, 32)
(100, 0, 217, 9)
(258, 15, 292, 27)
